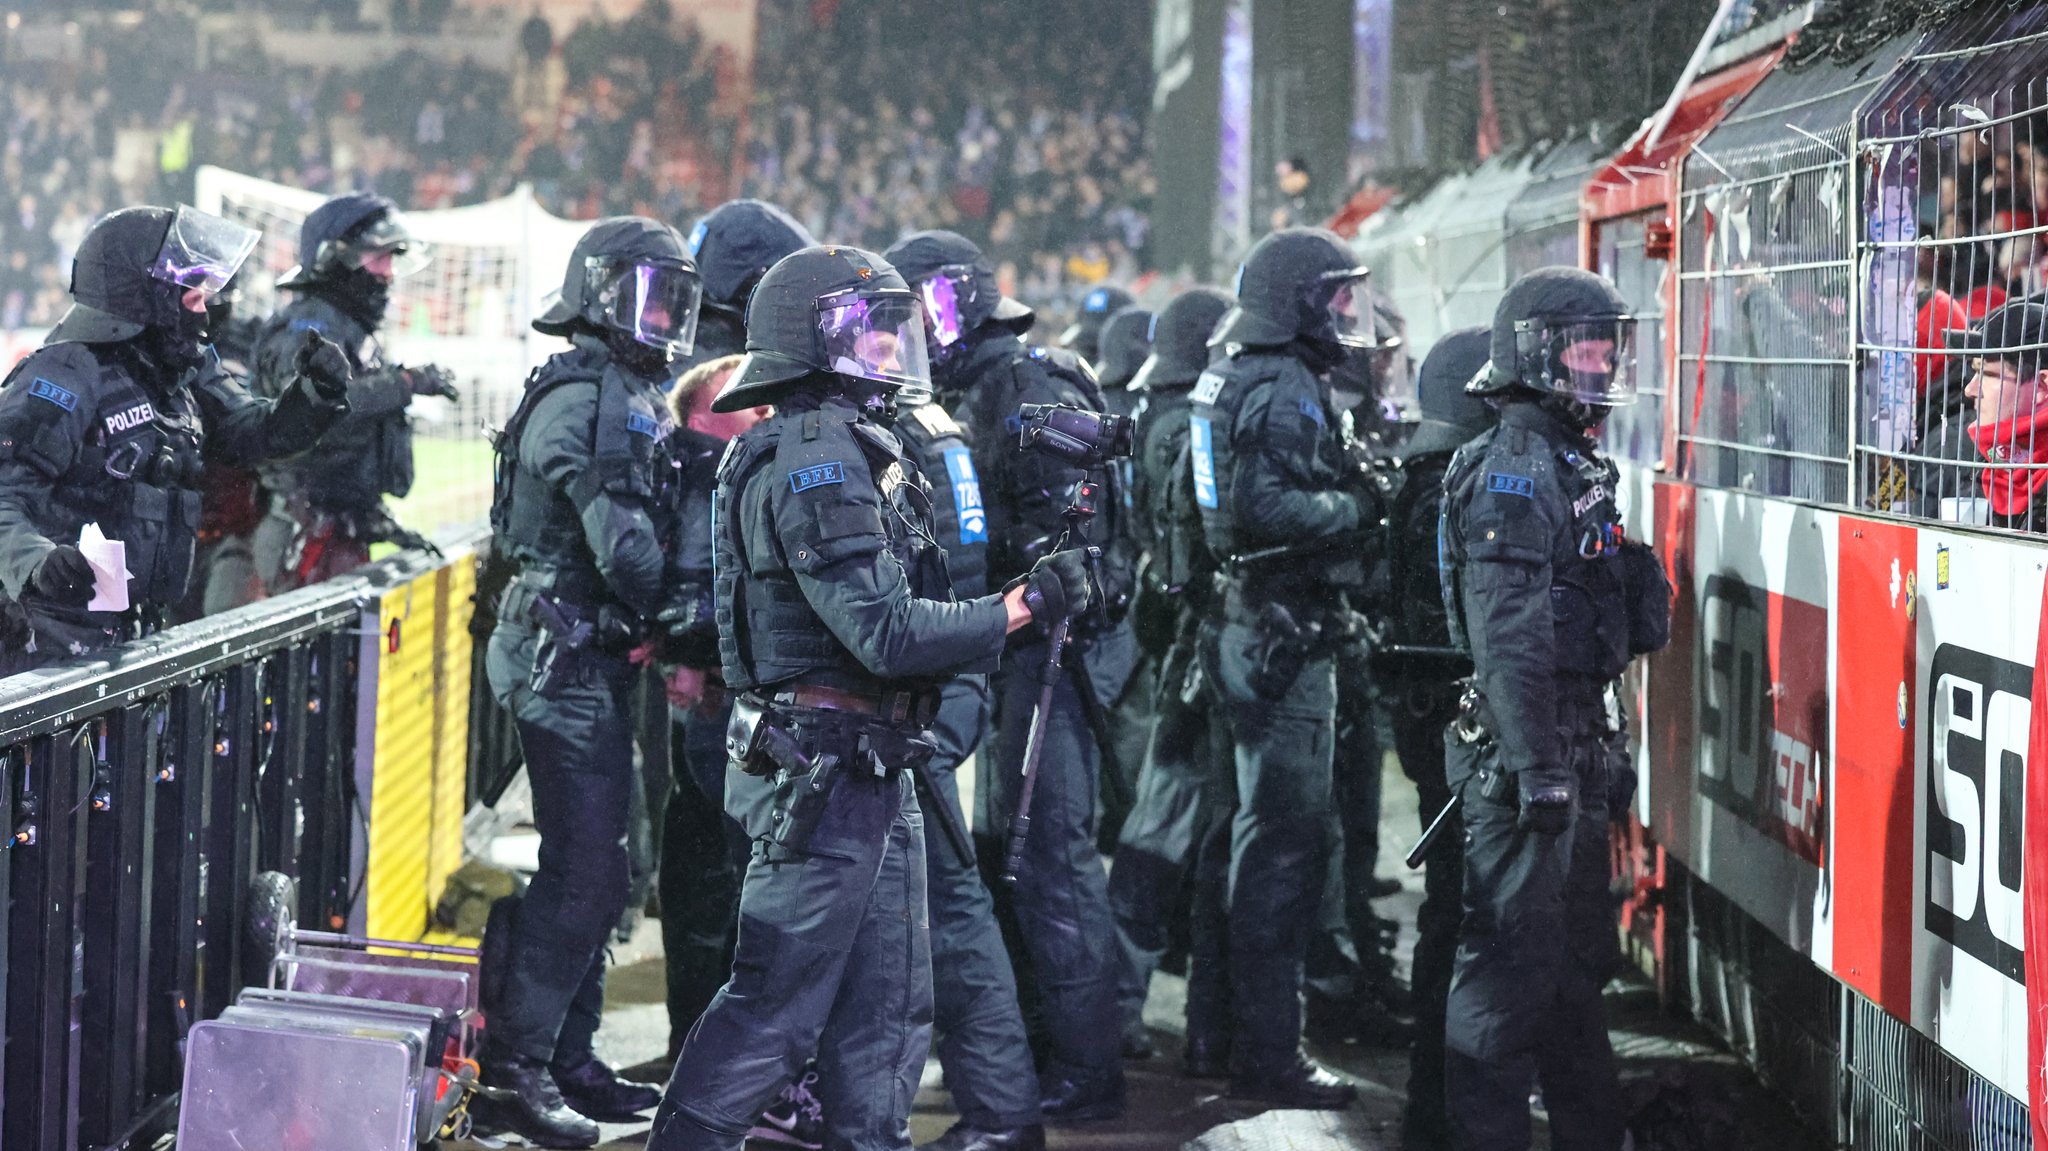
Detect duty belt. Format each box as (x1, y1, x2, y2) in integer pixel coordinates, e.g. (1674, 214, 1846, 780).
(769, 682, 940, 728)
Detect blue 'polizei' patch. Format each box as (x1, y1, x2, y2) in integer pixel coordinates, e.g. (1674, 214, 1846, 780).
(27, 378, 78, 412)
(789, 461, 847, 493)
(1298, 399, 1326, 427)
(1190, 416, 1219, 509)
(687, 221, 708, 256)
(942, 447, 987, 544)
(626, 412, 661, 438)
(1487, 472, 1536, 498)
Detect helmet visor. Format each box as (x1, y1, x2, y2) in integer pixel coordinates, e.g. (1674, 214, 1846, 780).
(916, 265, 979, 350)
(819, 286, 933, 394)
(599, 259, 704, 357)
(1515, 316, 1639, 405)
(343, 211, 432, 279)
(153, 206, 259, 297)
(1313, 270, 1376, 349)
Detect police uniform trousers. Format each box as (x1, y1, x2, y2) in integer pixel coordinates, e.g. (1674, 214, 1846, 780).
(1207, 618, 1337, 1073)
(1443, 718, 1621, 1151)
(921, 676, 1042, 1130)
(1331, 641, 1385, 952)
(649, 763, 932, 1151)
(483, 613, 639, 1067)
(1106, 623, 1234, 1044)
(659, 690, 750, 1054)
(1392, 678, 1463, 1145)
(989, 638, 1123, 1080)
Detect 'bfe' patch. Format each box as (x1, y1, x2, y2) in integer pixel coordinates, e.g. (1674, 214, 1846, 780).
(625, 411, 663, 439)
(789, 461, 847, 493)
(942, 447, 987, 544)
(288, 318, 328, 335)
(1487, 472, 1535, 498)
(1190, 416, 1219, 509)
(28, 378, 78, 412)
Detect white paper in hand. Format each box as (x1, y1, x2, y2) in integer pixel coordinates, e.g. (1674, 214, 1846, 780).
(78, 522, 132, 613)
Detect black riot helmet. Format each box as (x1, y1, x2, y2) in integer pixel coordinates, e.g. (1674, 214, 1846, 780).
(1404, 326, 1498, 455)
(1474, 266, 1637, 411)
(276, 192, 429, 289)
(883, 230, 1033, 367)
(1094, 306, 1154, 389)
(51, 205, 259, 346)
(534, 216, 702, 365)
(687, 198, 816, 317)
(1130, 286, 1232, 392)
(1059, 283, 1137, 358)
(1211, 227, 1373, 367)
(712, 245, 934, 414)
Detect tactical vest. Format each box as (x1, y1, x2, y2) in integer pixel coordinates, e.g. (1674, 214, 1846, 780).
(0, 343, 207, 609)
(1383, 449, 1452, 651)
(256, 297, 414, 506)
(894, 400, 990, 598)
(490, 349, 683, 598)
(1132, 386, 1212, 595)
(714, 405, 952, 691)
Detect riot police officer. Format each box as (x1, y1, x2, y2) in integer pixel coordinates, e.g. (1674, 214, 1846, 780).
(884, 229, 1135, 1121)
(1439, 268, 1669, 1151)
(1102, 286, 1235, 1068)
(1090, 302, 1155, 848)
(658, 196, 815, 1060)
(251, 192, 458, 590)
(1092, 306, 1153, 412)
(647, 244, 1091, 1151)
(480, 217, 705, 1148)
(1376, 326, 1495, 1151)
(1189, 226, 1376, 1108)
(0, 206, 349, 672)
(1059, 283, 1137, 367)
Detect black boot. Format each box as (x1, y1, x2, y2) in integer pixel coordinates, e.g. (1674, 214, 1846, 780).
(1039, 1064, 1126, 1122)
(1230, 1055, 1357, 1110)
(552, 1051, 661, 1121)
(917, 1121, 1048, 1151)
(1183, 1036, 1230, 1079)
(474, 1054, 601, 1148)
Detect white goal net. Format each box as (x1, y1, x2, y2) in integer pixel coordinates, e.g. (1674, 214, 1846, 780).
(195, 166, 592, 537)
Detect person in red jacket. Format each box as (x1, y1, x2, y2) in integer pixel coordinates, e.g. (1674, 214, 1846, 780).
(1958, 301, 2048, 530)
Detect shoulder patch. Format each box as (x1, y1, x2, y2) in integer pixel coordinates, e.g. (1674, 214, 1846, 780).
(1486, 472, 1535, 499)
(687, 221, 708, 256)
(27, 378, 78, 412)
(625, 411, 662, 438)
(1298, 398, 1326, 427)
(1190, 370, 1226, 406)
(789, 461, 847, 493)
(1029, 346, 1048, 361)
(288, 318, 328, 335)
(910, 403, 961, 438)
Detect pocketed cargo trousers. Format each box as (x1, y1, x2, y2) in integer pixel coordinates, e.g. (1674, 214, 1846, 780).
(649, 767, 932, 1151)
(659, 693, 750, 1053)
(1208, 619, 1337, 1074)
(1443, 730, 1621, 1151)
(1391, 679, 1463, 1146)
(483, 618, 638, 1066)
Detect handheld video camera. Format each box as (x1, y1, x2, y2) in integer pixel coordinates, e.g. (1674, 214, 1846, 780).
(1017, 403, 1134, 465)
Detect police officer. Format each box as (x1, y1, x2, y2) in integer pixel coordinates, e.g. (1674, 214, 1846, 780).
(658, 197, 816, 1059)
(647, 244, 1091, 1151)
(1189, 226, 1377, 1108)
(1439, 268, 1669, 1151)
(1059, 284, 1137, 368)
(1089, 303, 1154, 848)
(251, 192, 458, 590)
(480, 217, 705, 1148)
(0, 206, 349, 671)
(1374, 326, 1495, 1151)
(181, 269, 282, 621)
(884, 229, 1135, 1121)
(1092, 306, 1153, 413)
(1102, 286, 1236, 1068)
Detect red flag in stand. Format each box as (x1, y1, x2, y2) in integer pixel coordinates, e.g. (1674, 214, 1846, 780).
(2027, 576, 2048, 1150)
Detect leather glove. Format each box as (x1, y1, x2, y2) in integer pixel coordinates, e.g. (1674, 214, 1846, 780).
(32, 545, 97, 606)
(1515, 764, 1575, 836)
(1606, 762, 1639, 822)
(293, 329, 353, 401)
(0, 596, 31, 650)
(1018, 547, 1096, 626)
(403, 364, 461, 402)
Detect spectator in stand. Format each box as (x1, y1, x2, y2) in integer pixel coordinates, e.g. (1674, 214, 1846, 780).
(1957, 301, 2048, 530)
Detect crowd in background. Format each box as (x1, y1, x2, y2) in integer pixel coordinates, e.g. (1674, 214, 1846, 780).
(0, 0, 1153, 332)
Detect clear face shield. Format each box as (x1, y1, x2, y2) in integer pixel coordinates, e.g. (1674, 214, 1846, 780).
(818, 286, 935, 404)
(152, 206, 260, 300)
(1312, 269, 1376, 349)
(340, 212, 432, 281)
(594, 258, 704, 358)
(1515, 315, 1640, 406)
(915, 264, 979, 357)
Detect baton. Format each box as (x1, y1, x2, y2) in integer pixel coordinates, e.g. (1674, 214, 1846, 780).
(1406, 793, 1463, 870)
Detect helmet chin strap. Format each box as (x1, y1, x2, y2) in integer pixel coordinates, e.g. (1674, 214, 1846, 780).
(1540, 391, 1607, 432)
(1292, 333, 1347, 376)
(605, 330, 671, 379)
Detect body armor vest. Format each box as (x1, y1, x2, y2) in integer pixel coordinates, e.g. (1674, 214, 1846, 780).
(894, 400, 990, 598)
(256, 295, 413, 507)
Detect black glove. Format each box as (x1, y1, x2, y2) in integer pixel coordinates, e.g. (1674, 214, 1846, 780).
(293, 329, 352, 401)
(1606, 761, 1639, 821)
(1018, 548, 1096, 626)
(404, 365, 461, 402)
(0, 596, 30, 650)
(656, 584, 720, 667)
(32, 545, 97, 606)
(1515, 764, 1575, 836)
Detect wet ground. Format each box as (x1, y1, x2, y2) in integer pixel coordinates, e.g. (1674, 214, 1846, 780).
(454, 758, 1827, 1151)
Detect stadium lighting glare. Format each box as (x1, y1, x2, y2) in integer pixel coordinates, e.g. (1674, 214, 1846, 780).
(4, 12, 18, 31)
